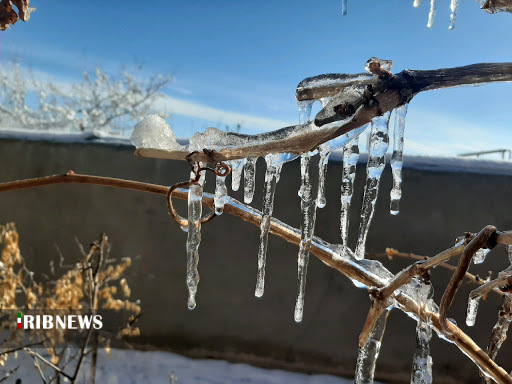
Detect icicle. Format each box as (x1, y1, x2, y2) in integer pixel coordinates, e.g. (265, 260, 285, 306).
(355, 309, 389, 384)
(341, 0, 348, 15)
(466, 297, 480, 326)
(230, 158, 246, 192)
(449, 0, 459, 29)
(297, 100, 314, 125)
(185, 167, 204, 310)
(213, 174, 228, 215)
(244, 157, 257, 204)
(354, 112, 391, 260)
(413, 0, 421, 7)
(255, 154, 285, 297)
(411, 279, 434, 384)
(473, 248, 491, 264)
(427, 0, 437, 28)
(294, 153, 317, 322)
(316, 143, 331, 208)
(340, 136, 360, 256)
(390, 104, 408, 215)
(319, 97, 331, 109)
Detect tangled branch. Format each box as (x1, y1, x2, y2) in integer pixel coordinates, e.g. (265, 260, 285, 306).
(1, 171, 512, 383)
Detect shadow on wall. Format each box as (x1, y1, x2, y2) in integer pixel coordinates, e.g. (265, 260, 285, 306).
(1, 131, 512, 384)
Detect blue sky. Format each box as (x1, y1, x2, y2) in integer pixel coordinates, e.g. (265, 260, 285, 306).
(2, 0, 512, 156)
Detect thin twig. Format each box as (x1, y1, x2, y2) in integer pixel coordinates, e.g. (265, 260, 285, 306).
(440, 226, 496, 334)
(368, 248, 500, 294)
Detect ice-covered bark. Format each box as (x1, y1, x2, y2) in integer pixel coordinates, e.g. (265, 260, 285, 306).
(355, 309, 389, 384)
(355, 113, 391, 260)
(390, 104, 408, 215)
(486, 296, 512, 361)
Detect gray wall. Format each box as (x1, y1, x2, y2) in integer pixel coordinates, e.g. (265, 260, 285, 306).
(1, 137, 512, 383)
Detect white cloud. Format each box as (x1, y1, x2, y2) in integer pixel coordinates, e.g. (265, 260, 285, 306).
(153, 94, 293, 131)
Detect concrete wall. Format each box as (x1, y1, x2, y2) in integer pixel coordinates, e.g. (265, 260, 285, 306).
(1, 136, 512, 383)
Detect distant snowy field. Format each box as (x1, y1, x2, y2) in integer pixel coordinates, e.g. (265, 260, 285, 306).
(3, 349, 359, 384)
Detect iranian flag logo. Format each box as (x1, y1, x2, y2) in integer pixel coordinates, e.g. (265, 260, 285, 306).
(17, 312, 21, 329)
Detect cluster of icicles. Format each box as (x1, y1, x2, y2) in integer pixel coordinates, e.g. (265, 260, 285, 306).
(180, 96, 409, 315)
(182, 98, 410, 319)
(342, 0, 461, 30)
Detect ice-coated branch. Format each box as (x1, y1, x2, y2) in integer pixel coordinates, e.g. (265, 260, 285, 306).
(135, 62, 512, 163)
(373, 244, 465, 301)
(469, 267, 512, 303)
(479, 0, 512, 13)
(482, 296, 512, 384)
(1, 172, 512, 383)
(369, 248, 507, 296)
(439, 226, 496, 334)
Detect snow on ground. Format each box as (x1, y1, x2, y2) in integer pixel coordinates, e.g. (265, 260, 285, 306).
(2, 349, 358, 384)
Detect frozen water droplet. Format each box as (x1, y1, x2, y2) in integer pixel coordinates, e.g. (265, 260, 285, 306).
(244, 157, 257, 204)
(214, 175, 228, 215)
(466, 297, 480, 326)
(427, 0, 437, 28)
(341, 0, 348, 15)
(316, 143, 331, 208)
(449, 0, 459, 29)
(390, 104, 408, 215)
(473, 248, 490, 264)
(297, 100, 314, 125)
(230, 158, 246, 192)
(355, 112, 391, 260)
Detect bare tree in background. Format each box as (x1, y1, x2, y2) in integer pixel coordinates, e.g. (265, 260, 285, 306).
(0, 64, 172, 134)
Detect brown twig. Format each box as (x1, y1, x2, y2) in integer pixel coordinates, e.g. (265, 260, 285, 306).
(358, 298, 391, 348)
(440, 226, 496, 335)
(1, 172, 511, 383)
(470, 267, 512, 301)
(368, 248, 502, 295)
